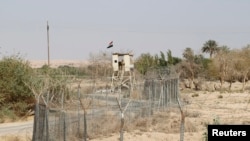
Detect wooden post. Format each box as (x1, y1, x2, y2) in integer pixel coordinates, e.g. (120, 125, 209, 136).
(177, 97, 185, 141)
(63, 111, 66, 141)
(79, 98, 92, 141)
(116, 98, 131, 141)
(47, 21, 50, 66)
(77, 84, 81, 137)
(45, 91, 50, 141)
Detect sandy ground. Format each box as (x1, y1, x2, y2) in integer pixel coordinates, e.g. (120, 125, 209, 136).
(91, 131, 202, 141)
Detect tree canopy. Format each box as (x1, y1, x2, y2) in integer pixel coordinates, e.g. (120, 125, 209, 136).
(202, 40, 219, 59)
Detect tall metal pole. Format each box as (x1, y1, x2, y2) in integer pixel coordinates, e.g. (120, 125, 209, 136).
(47, 21, 50, 66)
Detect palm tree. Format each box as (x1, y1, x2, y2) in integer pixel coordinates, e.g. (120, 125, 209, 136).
(202, 40, 219, 59)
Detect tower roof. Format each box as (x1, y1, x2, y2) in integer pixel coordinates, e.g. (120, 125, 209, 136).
(112, 52, 133, 56)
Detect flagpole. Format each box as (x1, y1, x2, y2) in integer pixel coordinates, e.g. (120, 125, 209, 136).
(47, 21, 50, 66)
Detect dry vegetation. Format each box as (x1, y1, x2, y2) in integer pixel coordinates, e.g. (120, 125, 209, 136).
(0, 134, 32, 141)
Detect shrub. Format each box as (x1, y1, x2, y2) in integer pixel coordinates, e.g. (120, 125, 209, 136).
(0, 55, 35, 117)
(0, 107, 17, 122)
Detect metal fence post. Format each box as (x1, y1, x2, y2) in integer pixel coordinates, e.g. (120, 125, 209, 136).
(32, 102, 39, 141)
(77, 85, 81, 137)
(63, 111, 66, 141)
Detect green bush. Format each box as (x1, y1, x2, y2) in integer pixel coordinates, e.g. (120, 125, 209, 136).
(0, 107, 17, 122)
(0, 55, 35, 117)
(0, 55, 75, 119)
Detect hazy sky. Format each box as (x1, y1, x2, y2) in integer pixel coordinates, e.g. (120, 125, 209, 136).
(1, 0, 250, 60)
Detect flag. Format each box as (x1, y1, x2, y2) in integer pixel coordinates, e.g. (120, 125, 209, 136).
(107, 41, 113, 48)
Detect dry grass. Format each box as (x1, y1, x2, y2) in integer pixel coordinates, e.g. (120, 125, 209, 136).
(0, 134, 32, 141)
(86, 112, 121, 139)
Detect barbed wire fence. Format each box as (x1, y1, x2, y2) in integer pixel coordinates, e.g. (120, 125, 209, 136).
(31, 68, 181, 141)
(26, 68, 250, 141)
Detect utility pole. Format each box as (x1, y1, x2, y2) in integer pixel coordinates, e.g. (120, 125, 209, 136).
(47, 21, 50, 66)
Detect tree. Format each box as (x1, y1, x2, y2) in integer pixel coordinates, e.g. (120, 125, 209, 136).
(135, 53, 155, 75)
(172, 57, 182, 65)
(159, 51, 167, 67)
(202, 40, 219, 59)
(166, 49, 182, 65)
(233, 46, 250, 91)
(219, 45, 230, 53)
(0, 55, 35, 118)
(167, 49, 174, 65)
(209, 47, 233, 89)
(154, 54, 159, 66)
(178, 48, 201, 89)
(183, 48, 194, 61)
